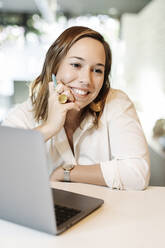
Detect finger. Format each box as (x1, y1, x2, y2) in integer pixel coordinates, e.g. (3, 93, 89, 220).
(56, 81, 75, 102)
(57, 81, 72, 94)
(48, 81, 59, 99)
(56, 83, 64, 94)
(63, 90, 74, 102)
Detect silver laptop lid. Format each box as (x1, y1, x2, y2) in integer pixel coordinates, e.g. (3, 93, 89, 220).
(0, 126, 57, 234)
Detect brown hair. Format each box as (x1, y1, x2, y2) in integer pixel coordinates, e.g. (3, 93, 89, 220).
(31, 26, 112, 125)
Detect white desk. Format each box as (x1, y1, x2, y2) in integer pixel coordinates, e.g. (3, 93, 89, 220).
(1, 182, 165, 248)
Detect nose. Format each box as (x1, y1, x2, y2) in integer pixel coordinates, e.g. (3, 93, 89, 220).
(79, 67, 92, 87)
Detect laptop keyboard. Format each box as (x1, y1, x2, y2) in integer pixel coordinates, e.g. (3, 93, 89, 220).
(54, 204, 81, 226)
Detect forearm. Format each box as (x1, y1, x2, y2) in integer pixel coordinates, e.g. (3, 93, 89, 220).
(71, 164, 107, 186)
(34, 124, 56, 142)
(50, 164, 107, 187)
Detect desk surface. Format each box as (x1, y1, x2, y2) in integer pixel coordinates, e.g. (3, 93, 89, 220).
(1, 183, 165, 248)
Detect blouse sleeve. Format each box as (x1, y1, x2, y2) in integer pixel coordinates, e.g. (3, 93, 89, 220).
(1, 99, 36, 129)
(100, 90, 150, 190)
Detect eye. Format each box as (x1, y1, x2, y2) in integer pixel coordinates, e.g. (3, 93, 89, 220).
(93, 68, 103, 74)
(70, 63, 81, 68)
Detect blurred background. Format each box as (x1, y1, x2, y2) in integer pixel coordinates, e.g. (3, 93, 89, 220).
(0, 0, 165, 185)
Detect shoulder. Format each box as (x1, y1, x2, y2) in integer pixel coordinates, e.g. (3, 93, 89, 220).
(106, 88, 133, 109)
(102, 88, 136, 120)
(106, 88, 132, 105)
(2, 98, 36, 128)
(12, 98, 32, 111)
(6, 98, 33, 116)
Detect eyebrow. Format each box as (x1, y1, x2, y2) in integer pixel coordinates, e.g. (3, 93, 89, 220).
(69, 56, 105, 67)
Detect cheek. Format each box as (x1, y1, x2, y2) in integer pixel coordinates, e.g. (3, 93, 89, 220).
(95, 80, 104, 93)
(91, 80, 104, 100)
(56, 66, 75, 84)
(62, 72, 75, 84)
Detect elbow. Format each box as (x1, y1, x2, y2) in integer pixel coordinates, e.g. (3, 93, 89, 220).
(122, 175, 149, 191)
(125, 163, 150, 191)
(101, 158, 150, 191)
(131, 177, 149, 191)
(121, 159, 150, 191)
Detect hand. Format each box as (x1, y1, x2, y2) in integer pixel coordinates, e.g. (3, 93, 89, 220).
(50, 166, 64, 181)
(55, 82, 75, 102)
(38, 81, 80, 141)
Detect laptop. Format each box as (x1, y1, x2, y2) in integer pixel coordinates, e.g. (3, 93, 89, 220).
(0, 126, 104, 235)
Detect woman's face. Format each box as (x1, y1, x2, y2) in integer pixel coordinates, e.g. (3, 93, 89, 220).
(56, 37, 106, 109)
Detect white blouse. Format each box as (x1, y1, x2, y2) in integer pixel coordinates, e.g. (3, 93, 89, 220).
(2, 88, 150, 190)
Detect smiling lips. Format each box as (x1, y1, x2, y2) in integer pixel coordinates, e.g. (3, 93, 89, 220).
(71, 87, 90, 96)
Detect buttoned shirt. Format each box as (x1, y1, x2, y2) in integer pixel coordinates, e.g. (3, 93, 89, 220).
(2, 89, 150, 190)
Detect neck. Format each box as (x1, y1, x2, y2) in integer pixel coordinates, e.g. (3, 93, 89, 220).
(64, 109, 83, 131)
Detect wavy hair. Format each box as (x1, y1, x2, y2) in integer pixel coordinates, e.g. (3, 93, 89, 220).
(31, 26, 112, 125)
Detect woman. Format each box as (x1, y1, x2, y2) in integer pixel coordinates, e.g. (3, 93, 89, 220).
(2, 26, 150, 190)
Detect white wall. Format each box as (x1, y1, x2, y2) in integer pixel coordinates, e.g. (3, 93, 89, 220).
(121, 0, 165, 186)
(121, 0, 165, 135)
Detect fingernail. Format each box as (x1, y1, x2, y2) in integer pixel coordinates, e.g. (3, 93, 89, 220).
(56, 84, 63, 91)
